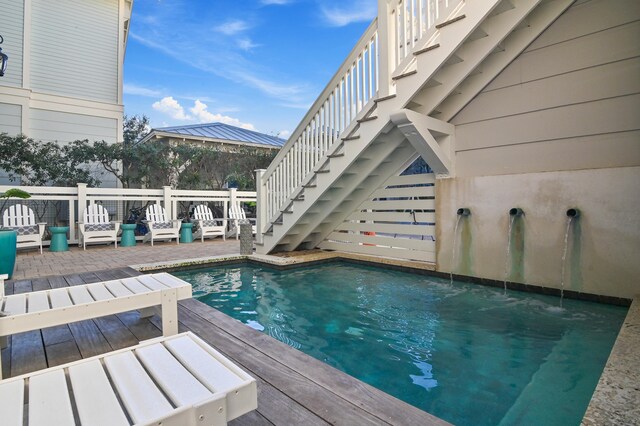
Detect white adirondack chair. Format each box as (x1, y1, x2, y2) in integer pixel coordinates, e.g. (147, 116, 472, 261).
(143, 204, 181, 246)
(2, 204, 46, 254)
(192, 204, 226, 242)
(229, 204, 256, 240)
(78, 204, 120, 250)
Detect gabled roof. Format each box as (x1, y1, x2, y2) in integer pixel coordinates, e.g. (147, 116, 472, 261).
(144, 122, 286, 148)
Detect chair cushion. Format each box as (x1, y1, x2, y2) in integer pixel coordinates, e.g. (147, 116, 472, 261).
(201, 220, 221, 227)
(84, 223, 115, 232)
(8, 225, 40, 235)
(153, 222, 174, 229)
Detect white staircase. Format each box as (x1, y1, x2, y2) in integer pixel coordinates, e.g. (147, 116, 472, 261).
(256, 0, 575, 256)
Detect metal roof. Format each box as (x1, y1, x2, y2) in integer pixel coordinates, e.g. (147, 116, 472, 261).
(152, 122, 286, 148)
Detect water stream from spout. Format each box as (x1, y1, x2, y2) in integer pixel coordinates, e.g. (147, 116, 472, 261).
(503, 214, 516, 294)
(450, 215, 463, 286)
(559, 216, 573, 307)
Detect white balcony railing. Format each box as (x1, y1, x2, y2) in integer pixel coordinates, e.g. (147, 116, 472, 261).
(259, 0, 464, 233)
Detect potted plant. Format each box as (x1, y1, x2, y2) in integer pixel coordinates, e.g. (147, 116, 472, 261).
(0, 188, 31, 278)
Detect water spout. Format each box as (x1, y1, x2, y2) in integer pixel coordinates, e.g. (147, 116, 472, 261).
(450, 211, 467, 285)
(566, 208, 580, 218)
(559, 211, 579, 307)
(509, 207, 524, 216)
(503, 213, 517, 293)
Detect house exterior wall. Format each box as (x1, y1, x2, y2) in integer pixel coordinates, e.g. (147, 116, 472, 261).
(0, 0, 128, 144)
(435, 0, 640, 298)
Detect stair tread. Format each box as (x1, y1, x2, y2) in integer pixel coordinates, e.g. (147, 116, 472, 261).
(436, 14, 466, 29)
(328, 153, 345, 158)
(374, 94, 396, 103)
(357, 115, 378, 123)
(392, 69, 418, 81)
(414, 43, 440, 56)
(342, 135, 360, 141)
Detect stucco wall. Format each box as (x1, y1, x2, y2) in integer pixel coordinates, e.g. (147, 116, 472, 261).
(433, 0, 640, 298)
(436, 167, 640, 299)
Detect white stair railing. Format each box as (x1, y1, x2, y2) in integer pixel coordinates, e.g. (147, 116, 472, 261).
(259, 0, 466, 234)
(261, 20, 380, 224)
(393, 0, 465, 72)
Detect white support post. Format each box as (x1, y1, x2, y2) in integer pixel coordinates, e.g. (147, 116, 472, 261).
(229, 187, 237, 209)
(75, 183, 86, 243)
(161, 288, 179, 336)
(377, 0, 396, 98)
(77, 183, 88, 213)
(255, 169, 266, 244)
(163, 186, 173, 220)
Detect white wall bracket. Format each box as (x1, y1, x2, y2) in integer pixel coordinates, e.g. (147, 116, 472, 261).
(390, 109, 455, 175)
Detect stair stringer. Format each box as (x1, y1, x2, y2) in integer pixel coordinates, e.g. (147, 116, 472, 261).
(284, 140, 418, 252)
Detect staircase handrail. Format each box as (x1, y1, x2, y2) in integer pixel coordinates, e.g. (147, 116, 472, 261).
(262, 18, 379, 184)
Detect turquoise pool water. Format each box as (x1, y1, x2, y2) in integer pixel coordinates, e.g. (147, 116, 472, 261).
(175, 262, 627, 426)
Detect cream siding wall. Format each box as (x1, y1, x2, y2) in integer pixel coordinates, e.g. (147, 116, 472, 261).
(30, 109, 117, 143)
(450, 0, 640, 176)
(0, 103, 22, 136)
(30, 0, 119, 103)
(435, 0, 640, 299)
(0, 0, 24, 88)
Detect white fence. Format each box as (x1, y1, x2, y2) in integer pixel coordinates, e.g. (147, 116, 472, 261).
(0, 184, 256, 244)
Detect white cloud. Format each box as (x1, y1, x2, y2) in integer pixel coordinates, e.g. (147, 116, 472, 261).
(152, 96, 191, 120)
(237, 37, 260, 51)
(320, 0, 376, 27)
(124, 83, 162, 97)
(278, 130, 291, 139)
(152, 97, 255, 130)
(190, 100, 255, 130)
(215, 19, 250, 35)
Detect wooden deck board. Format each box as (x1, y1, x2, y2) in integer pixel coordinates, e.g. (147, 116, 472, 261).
(2, 268, 447, 425)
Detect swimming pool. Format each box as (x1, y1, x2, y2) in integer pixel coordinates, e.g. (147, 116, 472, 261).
(175, 261, 627, 426)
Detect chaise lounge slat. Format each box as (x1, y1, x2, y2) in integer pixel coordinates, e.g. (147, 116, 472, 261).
(104, 280, 135, 297)
(0, 379, 23, 426)
(29, 369, 75, 426)
(69, 285, 94, 304)
(28, 291, 50, 312)
(86, 282, 115, 301)
(68, 360, 130, 426)
(50, 287, 73, 308)
(104, 350, 177, 424)
(3, 294, 26, 315)
(166, 335, 253, 419)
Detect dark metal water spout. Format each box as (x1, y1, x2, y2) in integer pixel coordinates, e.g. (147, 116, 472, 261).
(566, 208, 580, 218)
(509, 207, 524, 216)
(457, 208, 470, 216)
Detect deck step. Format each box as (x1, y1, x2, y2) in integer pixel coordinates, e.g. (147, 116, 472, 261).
(316, 169, 330, 174)
(374, 94, 396, 103)
(328, 152, 345, 158)
(435, 14, 466, 29)
(357, 116, 378, 123)
(303, 184, 317, 188)
(342, 135, 360, 141)
(414, 43, 440, 56)
(392, 69, 417, 81)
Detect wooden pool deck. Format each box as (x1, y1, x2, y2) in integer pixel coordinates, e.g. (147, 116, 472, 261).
(2, 267, 449, 425)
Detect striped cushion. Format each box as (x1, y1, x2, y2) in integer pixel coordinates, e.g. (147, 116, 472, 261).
(201, 220, 221, 227)
(9, 225, 39, 235)
(84, 223, 115, 232)
(153, 222, 174, 229)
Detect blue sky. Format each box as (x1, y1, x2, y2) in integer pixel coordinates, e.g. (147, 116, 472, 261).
(124, 0, 375, 139)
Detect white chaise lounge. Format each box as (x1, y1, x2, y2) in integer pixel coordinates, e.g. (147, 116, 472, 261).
(2, 204, 46, 254)
(192, 204, 226, 242)
(143, 204, 181, 246)
(78, 203, 121, 250)
(0, 272, 192, 379)
(0, 331, 258, 426)
(229, 204, 256, 240)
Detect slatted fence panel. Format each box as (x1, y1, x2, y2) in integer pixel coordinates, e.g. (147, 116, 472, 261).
(319, 172, 436, 262)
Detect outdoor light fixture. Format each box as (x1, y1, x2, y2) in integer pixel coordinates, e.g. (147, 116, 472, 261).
(0, 35, 8, 77)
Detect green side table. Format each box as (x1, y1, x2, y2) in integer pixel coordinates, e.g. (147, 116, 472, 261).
(180, 222, 194, 243)
(49, 226, 69, 252)
(120, 223, 137, 247)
